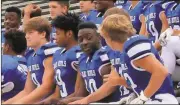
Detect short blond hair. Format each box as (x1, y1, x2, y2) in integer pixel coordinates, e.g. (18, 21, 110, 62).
(100, 14, 136, 42)
(104, 7, 130, 21)
(24, 16, 51, 41)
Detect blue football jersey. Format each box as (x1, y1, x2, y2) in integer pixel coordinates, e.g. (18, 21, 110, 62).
(121, 35, 175, 99)
(2, 55, 27, 101)
(2, 28, 5, 49)
(143, 1, 166, 43)
(79, 47, 120, 102)
(80, 9, 99, 22)
(106, 46, 132, 99)
(24, 47, 34, 60)
(53, 45, 82, 98)
(127, 1, 148, 34)
(116, 0, 131, 11)
(165, 1, 180, 30)
(27, 43, 60, 87)
(50, 27, 56, 43)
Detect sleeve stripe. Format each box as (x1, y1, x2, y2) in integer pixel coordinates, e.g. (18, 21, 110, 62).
(44, 47, 61, 56)
(71, 61, 79, 72)
(133, 53, 153, 61)
(127, 43, 151, 58)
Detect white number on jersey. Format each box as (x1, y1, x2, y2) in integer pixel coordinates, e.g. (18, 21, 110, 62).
(119, 86, 130, 96)
(123, 73, 138, 95)
(56, 69, 68, 97)
(148, 21, 159, 43)
(1, 75, 14, 94)
(84, 78, 98, 93)
(172, 25, 180, 30)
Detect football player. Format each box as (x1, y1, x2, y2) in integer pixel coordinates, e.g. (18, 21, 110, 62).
(100, 14, 178, 104)
(48, 0, 69, 43)
(79, 0, 97, 21)
(70, 22, 125, 104)
(39, 13, 82, 104)
(126, 0, 147, 35)
(3, 17, 60, 104)
(2, 29, 27, 102)
(2, 7, 22, 48)
(143, 0, 169, 43)
(69, 7, 134, 105)
(161, 0, 180, 102)
(93, 0, 117, 46)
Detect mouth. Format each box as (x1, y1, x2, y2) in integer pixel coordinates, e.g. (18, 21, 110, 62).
(80, 6, 83, 9)
(82, 47, 91, 53)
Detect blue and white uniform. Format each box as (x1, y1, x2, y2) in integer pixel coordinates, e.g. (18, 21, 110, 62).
(27, 43, 60, 88)
(126, 1, 147, 34)
(121, 35, 177, 104)
(165, 1, 180, 30)
(143, 1, 166, 43)
(79, 47, 121, 102)
(53, 45, 82, 98)
(106, 46, 132, 100)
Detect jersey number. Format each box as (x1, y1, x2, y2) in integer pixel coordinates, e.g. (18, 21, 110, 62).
(56, 69, 68, 97)
(119, 86, 130, 96)
(148, 21, 159, 43)
(172, 25, 180, 30)
(31, 73, 40, 87)
(123, 73, 138, 95)
(84, 79, 98, 93)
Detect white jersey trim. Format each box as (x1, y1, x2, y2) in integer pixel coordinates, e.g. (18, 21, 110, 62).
(127, 43, 151, 58)
(44, 47, 61, 56)
(131, 53, 153, 71)
(98, 62, 111, 76)
(71, 61, 79, 72)
(2, 82, 14, 94)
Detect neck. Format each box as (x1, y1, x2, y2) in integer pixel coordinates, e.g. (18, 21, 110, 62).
(83, 11, 90, 15)
(65, 40, 78, 50)
(5, 51, 18, 56)
(88, 44, 101, 58)
(33, 39, 48, 51)
(114, 42, 124, 52)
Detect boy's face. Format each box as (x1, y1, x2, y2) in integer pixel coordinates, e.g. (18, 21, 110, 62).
(25, 30, 43, 48)
(49, 1, 67, 19)
(79, 1, 95, 13)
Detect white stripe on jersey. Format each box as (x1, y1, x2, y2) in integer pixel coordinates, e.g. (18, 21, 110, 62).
(76, 52, 83, 59)
(98, 62, 111, 76)
(44, 47, 61, 56)
(2, 82, 14, 94)
(127, 43, 151, 58)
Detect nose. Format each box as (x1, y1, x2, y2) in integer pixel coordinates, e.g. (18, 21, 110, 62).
(82, 39, 88, 45)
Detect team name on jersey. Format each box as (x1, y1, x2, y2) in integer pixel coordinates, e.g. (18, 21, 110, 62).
(81, 70, 96, 78)
(145, 13, 156, 21)
(168, 17, 179, 24)
(53, 61, 66, 69)
(130, 16, 136, 21)
(28, 64, 40, 71)
(111, 58, 121, 66)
